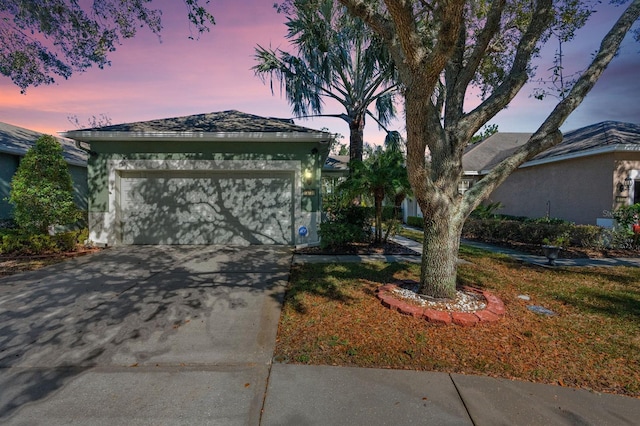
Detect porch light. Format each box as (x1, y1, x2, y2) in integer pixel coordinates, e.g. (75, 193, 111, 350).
(619, 177, 633, 193)
(303, 169, 313, 186)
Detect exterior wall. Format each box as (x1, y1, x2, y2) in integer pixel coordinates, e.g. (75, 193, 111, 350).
(487, 154, 615, 224)
(613, 153, 640, 209)
(86, 140, 325, 246)
(69, 164, 88, 211)
(0, 153, 19, 220)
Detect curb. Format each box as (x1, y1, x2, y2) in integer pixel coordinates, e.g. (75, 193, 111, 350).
(376, 281, 505, 326)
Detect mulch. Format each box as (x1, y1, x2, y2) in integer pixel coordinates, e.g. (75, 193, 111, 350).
(296, 241, 419, 255)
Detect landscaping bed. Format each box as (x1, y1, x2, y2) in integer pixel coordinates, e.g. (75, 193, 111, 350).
(296, 240, 418, 255)
(0, 248, 101, 277)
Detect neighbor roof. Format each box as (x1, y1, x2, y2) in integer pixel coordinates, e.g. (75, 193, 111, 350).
(323, 155, 349, 177)
(0, 122, 88, 167)
(463, 121, 640, 174)
(462, 132, 532, 173)
(532, 121, 640, 161)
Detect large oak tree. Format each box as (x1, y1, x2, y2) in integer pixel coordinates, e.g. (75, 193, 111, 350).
(338, 0, 640, 298)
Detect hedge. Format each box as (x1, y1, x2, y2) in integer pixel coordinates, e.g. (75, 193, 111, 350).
(0, 228, 89, 255)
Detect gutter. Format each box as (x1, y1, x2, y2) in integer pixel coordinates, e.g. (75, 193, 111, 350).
(61, 130, 335, 144)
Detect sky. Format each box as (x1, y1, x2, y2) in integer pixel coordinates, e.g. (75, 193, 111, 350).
(0, 1, 638, 147)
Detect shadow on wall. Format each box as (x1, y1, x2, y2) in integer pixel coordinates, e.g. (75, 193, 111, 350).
(119, 171, 295, 245)
(0, 245, 290, 421)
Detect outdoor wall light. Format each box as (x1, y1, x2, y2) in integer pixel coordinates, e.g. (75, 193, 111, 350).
(618, 177, 633, 193)
(303, 169, 313, 186)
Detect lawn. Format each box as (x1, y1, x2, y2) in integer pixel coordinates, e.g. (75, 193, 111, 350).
(277, 246, 640, 397)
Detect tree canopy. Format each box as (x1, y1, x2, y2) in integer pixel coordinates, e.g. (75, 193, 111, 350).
(0, 0, 215, 92)
(253, 0, 399, 162)
(338, 0, 640, 298)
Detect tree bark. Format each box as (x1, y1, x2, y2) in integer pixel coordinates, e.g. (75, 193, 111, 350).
(420, 211, 462, 299)
(349, 113, 365, 163)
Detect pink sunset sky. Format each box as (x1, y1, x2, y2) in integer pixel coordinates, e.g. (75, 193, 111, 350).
(0, 1, 638, 146)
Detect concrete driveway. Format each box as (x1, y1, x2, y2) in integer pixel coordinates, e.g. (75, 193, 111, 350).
(0, 245, 291, 425)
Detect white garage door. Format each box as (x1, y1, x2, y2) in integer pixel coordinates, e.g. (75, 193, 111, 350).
(119, 170, 294, 245)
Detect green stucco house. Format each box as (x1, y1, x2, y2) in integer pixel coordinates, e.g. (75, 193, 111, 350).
(62, 110, 334, 246)
(0, 122, 88, 221)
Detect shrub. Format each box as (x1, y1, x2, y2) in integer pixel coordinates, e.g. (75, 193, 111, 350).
(406, 216, 423, 229)
(462, 218, 606, 248)
(319, 204, 372, 249)
(8, 135, 81, 234)
(0, 228, 86, 255)
(382, 205, 402, 221)
(319, 222, 369, 249)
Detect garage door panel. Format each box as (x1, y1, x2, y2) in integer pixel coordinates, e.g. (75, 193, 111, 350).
(120, 171, 293, 245)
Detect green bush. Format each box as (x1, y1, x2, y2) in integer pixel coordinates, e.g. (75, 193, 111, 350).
(319, 222, 369, 249)
(406, 216, 423, 229)
(319, 203, 372, 249)
(462, 218, 605, 248)
(382, 205, 402, 221)
(0, 228, 86, 255)
(8, 135, 81, 234)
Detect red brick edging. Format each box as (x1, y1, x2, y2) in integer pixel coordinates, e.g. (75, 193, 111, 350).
(376, 281, 505, 326)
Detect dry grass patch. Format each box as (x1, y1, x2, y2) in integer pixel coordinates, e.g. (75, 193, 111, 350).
(276, 247, 640, 397)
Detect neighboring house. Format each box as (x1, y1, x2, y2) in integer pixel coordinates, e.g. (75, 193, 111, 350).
(403, 121, 640, 226)
(62, 110, 334, 246)
(0, 122, 88, 221)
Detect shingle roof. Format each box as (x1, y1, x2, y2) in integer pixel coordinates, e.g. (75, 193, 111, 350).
(533, 121, 640, 160)
(462, 132, 532, 172)
(463, 121, 640, 173)
(323, 155, 349, 175)
(0, 122, 88, 167)
(80, 110, 321, 133)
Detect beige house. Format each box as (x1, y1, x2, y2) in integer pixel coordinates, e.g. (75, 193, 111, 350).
(404, 121, 640, 226)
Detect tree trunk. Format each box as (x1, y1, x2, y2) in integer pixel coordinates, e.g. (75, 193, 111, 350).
(374, 191, 383, 243)
(418, 204, 463, 299)
(349, 114, 365, 163)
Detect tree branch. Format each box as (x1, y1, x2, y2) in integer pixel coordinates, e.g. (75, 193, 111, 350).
(462, 0, 640, 218)
(461, 0, 555, 139)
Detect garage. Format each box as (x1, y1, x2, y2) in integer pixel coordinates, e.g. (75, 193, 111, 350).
(63, 110, 333, 246)
(119, 170, 294, 245)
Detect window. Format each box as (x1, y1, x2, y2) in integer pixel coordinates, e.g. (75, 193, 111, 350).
(458, 179, 473, 195)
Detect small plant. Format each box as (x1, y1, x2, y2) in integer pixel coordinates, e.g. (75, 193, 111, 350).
(471, 201, 503, 219)
(542, 234, 569, 248)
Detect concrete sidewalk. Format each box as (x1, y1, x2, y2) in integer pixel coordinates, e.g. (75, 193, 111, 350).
(294, 232, 640, 268)
(262, 365, 640, 425)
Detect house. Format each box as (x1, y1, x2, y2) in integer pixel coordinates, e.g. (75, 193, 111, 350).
(0, 122, 88, 221)
(403, 121, 640, 226)
(62, 110, 334, 246)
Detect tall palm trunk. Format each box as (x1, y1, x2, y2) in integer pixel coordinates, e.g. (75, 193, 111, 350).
(349, 113, 365, 163)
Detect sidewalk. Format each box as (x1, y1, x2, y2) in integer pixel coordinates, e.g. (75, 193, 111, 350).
(294, 232, 640, 268)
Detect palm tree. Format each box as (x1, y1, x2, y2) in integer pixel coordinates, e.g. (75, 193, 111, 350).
(253, 0, 399, 163)
(339, 142, 410, 243)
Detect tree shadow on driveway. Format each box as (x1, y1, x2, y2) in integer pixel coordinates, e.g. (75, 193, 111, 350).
(0, 245, 291, 421)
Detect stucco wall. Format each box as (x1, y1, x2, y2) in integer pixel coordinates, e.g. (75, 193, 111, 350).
(86, 139, 326, 245)
(613, 153, 640, 208)
(0, 153, 19, 220)
(487, 154, 615, 224)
